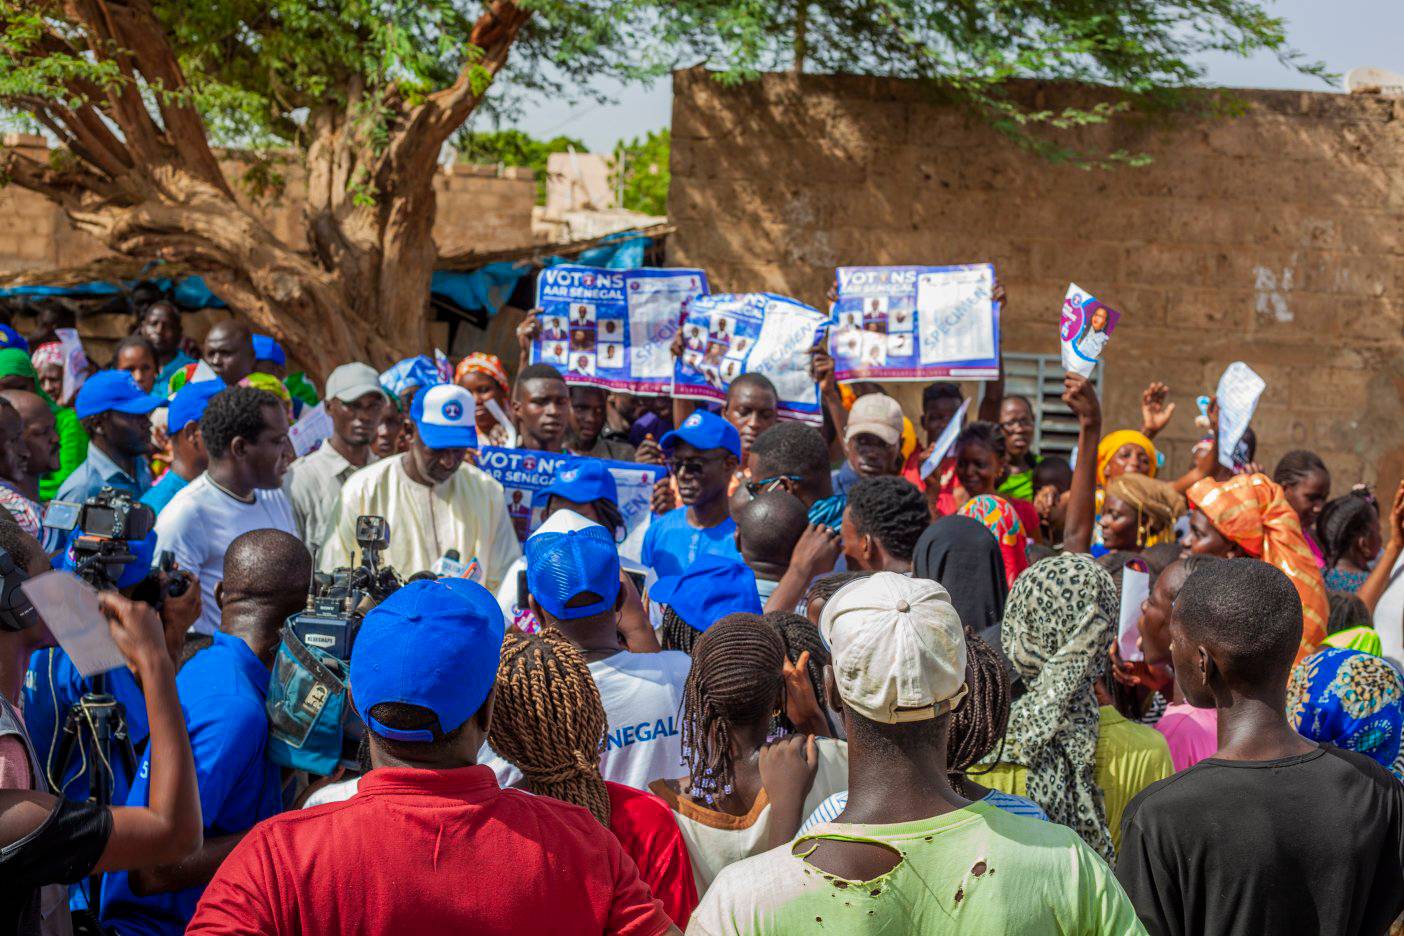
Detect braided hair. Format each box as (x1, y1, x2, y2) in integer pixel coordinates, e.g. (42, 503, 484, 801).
(1273, 449, 1328, 488)
(1316, 489, 1378, 569)
(680, 613, 785, 804)
(950, 632, 1011, 795)
(660, 604, 702, 655)
(488, 629, 611, 825)
(762, 611, 833, 734)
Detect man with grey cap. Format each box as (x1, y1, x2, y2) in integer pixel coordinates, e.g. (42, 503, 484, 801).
(690, 572, 1143, 935)
(832, 392, 906, 497)
(282, 363, 389, 553)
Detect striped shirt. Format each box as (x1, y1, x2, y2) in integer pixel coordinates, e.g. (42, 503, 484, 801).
(798, 787, 1048, 835)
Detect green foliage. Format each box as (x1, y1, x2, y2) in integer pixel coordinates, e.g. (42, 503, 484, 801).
(0, 0, 1332, 175)
(456, 128, 586, 204)
(612, 129, 670, 216)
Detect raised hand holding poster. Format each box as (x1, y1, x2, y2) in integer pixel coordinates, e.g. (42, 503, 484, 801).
(534, 265, 709, 394)
(476, 447, 666, 562)
(673, 293, 828, 424)
(831, 264, 999, 382)
(1215, 362, 1266, 471)
(1060, 283, 1120, 377)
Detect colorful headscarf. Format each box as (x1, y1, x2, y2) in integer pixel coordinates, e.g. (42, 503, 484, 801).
(987, 553, 1118, 860)
(1189, 473, 1328, 660)
(241, 372, 293, 409)
(29, 342, 62, 374)
(958, 494, 1030, 588)
(1096, 430, 1158, 486)
(455, 352, 510, 396)
(1288, 648, 1403, 779)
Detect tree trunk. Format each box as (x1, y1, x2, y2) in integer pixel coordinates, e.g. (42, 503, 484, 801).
(0, 0, 533, 383)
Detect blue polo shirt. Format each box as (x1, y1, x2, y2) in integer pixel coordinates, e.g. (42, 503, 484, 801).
(139, 470, 190, 518)
(100, 632, 281, 936)
(640, 506, 741, 579)
(55, 443, 152, 504)
(23, 648, 150, 804)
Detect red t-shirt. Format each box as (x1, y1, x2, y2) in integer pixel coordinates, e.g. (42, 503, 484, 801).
(188, 766, 672, 936)
(606, 782, 698, 929)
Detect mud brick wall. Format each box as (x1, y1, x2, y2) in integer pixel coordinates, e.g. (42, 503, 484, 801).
(668, 68, 1404, 491)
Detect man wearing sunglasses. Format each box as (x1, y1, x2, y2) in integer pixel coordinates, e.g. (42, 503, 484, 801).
(640, 410, 743, 579)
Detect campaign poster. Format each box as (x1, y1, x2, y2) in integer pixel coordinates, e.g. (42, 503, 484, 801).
(1215, 362, 1266, 471)
(1060, 283, 1121, 378)
(476, 447, 667, 562)
(534, 265, 710, 395)
(831, 264, 999, 382)
(673, 293, 828, 424)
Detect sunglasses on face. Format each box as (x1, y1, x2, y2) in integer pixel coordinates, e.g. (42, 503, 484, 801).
(667, 453, 728, 476)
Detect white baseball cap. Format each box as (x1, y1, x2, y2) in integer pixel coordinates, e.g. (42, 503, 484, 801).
(819, 572, 967, 723)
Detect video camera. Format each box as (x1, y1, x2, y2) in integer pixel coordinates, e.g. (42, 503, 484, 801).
(269, 515, 403, 775)
(43, 488, 190, 604)
(288, 515, 401, 661)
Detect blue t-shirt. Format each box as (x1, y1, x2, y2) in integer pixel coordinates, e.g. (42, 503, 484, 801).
(23, 648, 150, 804)
(100, 632, 282, 936)
(139, 471, 190, 518)
(640, 507, 741, 578)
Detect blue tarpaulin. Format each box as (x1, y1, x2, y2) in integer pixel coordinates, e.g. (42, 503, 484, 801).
(0, 275, 227, 309)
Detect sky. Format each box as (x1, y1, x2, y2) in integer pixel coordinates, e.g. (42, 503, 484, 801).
(497, 0, 1404, 152)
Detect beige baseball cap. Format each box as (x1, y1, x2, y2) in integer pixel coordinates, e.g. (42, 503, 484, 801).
(843, 393, 904, 446)
(819, 572, 967, 723)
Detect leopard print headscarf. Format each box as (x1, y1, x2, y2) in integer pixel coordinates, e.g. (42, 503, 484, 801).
(991, 553, 1117, 860)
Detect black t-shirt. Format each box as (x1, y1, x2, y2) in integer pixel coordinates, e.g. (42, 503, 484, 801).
(0, 796, 111, 936)
(1116, 745, 1404, 936)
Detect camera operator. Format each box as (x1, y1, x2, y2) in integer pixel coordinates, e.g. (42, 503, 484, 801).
(188, 578, 679, 936)
(154, 386, 296, 635)
(101, 528, 311, 936)
(0, 519, 203, 936)
(320, 383, 520, 587)
(56, 370, 164, 504)
(24, 529, 201, 812)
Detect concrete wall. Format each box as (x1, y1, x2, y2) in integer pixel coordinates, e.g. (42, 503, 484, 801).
(668, 68, 1404, 491)
(0, 134, 538, 275)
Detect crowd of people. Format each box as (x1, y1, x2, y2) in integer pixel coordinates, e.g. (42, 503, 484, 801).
(0, 290, 1401, 936)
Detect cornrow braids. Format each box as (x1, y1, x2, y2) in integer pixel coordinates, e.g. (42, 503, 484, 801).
(660, 604, 702, 655)
(1316, 491, 1378, 569)
(488, 629, 611, 826)
(951, 632, 1011, 794)
(680, 613, 785, 805)
(804, 571, 874, 609)
(762, 611, 833, 735)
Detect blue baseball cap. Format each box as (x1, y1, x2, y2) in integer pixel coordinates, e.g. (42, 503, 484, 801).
(526, 524, 621, 621)
(167, 378, 226, 433)
(533, 456, 618, 511)
(0, 324, 28, 352)
(252, 334, 286, 366)
(74, 370, 165, 420)
(660, 409, 741, 460)
(650, 554, 762, 633)
(350, 578, 505, 742)
(409, 382, 478, 450)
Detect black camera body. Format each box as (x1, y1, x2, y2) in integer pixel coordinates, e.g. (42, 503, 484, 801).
(43, 488, 156, 590)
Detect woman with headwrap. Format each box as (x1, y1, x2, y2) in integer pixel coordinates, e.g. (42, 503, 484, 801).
(0, 347, 88, 501)
(957, 493, 1031, 588)
(913, 515, 1008, 649)
(455, 352, 513, 446)
(1288, 647, 1403, 780)
(1100, 473, 1187, 555)
(1185, 473, 1329, 661)
(979, 553, 1172, 861)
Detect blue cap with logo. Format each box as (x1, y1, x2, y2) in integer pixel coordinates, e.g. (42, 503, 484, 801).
(350, 578, 505, 742)
(0, 324, 28, 352)
(649, 554, 762, 633)
(167, 378, 227, 434)
(410, 383, 478, 450)
(74, 370, 166, 420)
(252, 334, 286, 366)
(660, 409, 741, 460)
(525, 524, 621, 621)
(533, 456, 618, 511)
